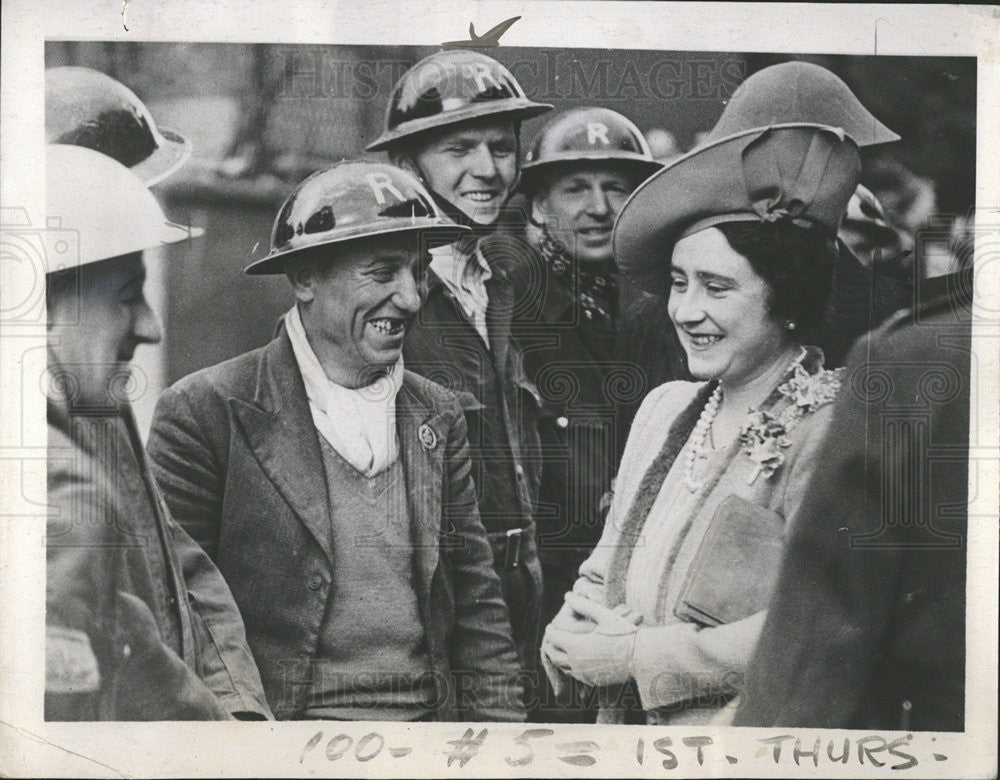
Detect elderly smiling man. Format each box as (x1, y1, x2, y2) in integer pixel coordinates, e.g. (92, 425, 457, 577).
(148, 161, 525, 721)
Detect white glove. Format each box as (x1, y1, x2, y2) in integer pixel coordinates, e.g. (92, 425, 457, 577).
(542, 593, 643, 688)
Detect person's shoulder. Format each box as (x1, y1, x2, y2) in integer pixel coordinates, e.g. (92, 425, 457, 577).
(168, 342, 269, 400)
(478, 231, 541, 281)
(640, 379, 704, 420)
(622, 380, 704, 456)
(845, 283, 972, 371)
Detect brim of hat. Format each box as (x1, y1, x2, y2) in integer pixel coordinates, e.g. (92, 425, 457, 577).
(57, 221, 203, 271)
(613, 123, 842, 296)
(244, 222, 471, 275)
(132, 127, 192, 186)
(365, 101, 553, 152)
(519, 157, 663, 193)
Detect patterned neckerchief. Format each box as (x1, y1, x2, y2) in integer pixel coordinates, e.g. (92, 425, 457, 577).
(537, 226, 619, 327)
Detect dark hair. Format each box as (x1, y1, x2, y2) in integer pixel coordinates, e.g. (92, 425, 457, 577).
(715, 220, 837, 335)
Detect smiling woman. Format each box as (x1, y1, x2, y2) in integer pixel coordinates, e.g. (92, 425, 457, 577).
(540, 62, 894, 726)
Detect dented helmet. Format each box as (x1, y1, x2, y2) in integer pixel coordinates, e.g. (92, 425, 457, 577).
(246, 161, 469, 274)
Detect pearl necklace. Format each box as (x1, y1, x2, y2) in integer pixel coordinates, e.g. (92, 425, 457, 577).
(682, 347, 810, 493)
(683, 383, 723, 493)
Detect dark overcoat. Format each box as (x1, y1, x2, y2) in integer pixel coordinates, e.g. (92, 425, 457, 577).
(46, 400, 270, 720)
(733, 272, 972, 731)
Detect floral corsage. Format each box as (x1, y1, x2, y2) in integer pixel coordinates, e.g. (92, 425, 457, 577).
(739, 363, 844, 484)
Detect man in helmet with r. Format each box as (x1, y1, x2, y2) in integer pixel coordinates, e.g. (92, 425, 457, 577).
(366, 50, 553, 690)
(509, 106, 689, 720)
(148, 161, 525, 721)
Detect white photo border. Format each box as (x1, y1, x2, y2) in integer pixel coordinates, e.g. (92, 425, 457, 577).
(1, 1, 997, 777)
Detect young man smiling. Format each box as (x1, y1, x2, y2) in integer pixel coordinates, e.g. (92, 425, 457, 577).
(148, 161, 525, 721)
(367, 50, 553, 693)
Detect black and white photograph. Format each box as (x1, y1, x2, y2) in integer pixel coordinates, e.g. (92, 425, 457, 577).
(1, 2, 997, 777)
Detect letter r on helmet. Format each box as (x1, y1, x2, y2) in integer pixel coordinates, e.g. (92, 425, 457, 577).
(470, 63, 502, 93)
(587, 122, 610, 146)
(367, 173, 405, 205)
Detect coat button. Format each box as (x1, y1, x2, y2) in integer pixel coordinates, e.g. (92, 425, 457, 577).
(122, 644, 131, 659)
(556, 416, 569, 428)
(515, 464, 524, 479)
(307, 575, 323, 591)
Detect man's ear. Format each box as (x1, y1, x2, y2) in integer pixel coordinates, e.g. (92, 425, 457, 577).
(530, 193, 548, 228)
(285, 258, 317, 303)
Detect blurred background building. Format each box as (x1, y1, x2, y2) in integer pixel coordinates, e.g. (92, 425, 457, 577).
(45, 43, 977, 435)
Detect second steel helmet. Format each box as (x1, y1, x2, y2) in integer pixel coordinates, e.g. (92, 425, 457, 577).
(46, 144, 201, 271)
(520, 107, 664, 193)
(46, 66, 191, 186)
(365, 50, 552, 152)
(246, 161, 470, 274)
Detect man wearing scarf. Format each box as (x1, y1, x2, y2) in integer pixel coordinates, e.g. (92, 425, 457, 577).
(366, 50, 552, 694)
(148, 162, 524, 721)
(511, 107, 681, 720)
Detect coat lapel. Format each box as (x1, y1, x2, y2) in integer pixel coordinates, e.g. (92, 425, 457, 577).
(230, 332, 334, 565)
(396, 378, 446, 602)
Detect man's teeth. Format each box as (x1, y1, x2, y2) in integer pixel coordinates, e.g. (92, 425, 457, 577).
(369, 318, 403, 335)
(463, 192, 496, 202)
(689, 334, 723, 346)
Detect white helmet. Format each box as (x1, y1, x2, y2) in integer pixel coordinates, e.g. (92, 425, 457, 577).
(45, 144, 202, 272)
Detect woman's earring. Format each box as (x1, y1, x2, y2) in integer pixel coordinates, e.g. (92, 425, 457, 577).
(784, 319, 797, 331)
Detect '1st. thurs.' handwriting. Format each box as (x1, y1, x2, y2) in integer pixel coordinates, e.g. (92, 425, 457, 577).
(299, 728, 947, 770)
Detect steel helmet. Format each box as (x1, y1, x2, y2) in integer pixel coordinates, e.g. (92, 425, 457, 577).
(45, 144, 201, 272)
(246, 160, 470, 274)
(710, 61, 899, 147)
(365, 50, 552, 152)
(520, 107, 664, 193)
(46, 66, 191, 186)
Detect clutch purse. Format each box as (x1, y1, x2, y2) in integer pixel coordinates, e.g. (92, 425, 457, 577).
(674, 494, 786, 627)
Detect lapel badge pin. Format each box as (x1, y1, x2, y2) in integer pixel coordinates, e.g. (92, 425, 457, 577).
(418, 423, 438, 450)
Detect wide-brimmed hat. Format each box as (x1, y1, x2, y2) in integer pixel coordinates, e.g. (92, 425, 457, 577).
(710, 61, 900, 147)
(613, 125, 861, 295)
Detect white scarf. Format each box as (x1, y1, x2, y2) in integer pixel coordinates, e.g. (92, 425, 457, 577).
(429, 242, 492, 347)
(285, 305, 402, 477)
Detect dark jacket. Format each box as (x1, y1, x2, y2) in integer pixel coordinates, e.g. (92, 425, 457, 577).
(509, 242, 657, 567)
(46, 400, 270, 721)
(733, 271, 972, 731)
(403, 233, 544, 672)
(147, 330, 525, 721)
